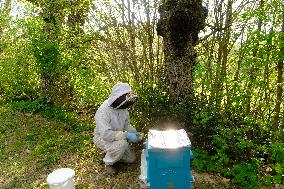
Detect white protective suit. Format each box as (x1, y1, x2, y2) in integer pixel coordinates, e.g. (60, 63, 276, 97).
(93, 83, 137, 165)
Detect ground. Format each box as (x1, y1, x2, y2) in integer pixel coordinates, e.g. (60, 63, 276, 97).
(0, 103, 239, 189)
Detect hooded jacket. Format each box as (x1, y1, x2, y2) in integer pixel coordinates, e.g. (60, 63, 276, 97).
(93, 83, 136, 142)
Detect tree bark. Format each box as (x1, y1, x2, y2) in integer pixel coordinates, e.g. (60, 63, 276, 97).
(263, 28, 273, 114)
(246, 0, 263, 115)
(272, 9, 284, 134)
(214, 0, 224, 108)
(28, 1, 65, 104)
(67, 0, 89, 34)
(221, 0, 233, 107)
(157, 0, 207, 103)
(0, 0, 12, 54)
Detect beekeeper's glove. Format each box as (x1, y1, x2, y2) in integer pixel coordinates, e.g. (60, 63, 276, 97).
(127, 129, 137, 134)
(126, 132, 138, 143)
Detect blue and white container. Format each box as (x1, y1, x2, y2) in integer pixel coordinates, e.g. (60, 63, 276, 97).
(141, 129, 193, 189)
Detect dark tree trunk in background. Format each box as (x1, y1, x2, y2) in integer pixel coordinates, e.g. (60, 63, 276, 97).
(27, 0, 63, 104)
(0, 0, 12, 54)
(0, 0, 12, 31)
(28, 0, 90, 107)
(39, 6, 61, 104)
(221, 0, 233, 108)
(272, 9, 284, 138)
(246, 0, 263, 115)
(67, 0, 89, 35)
(157, 0, 207, 103)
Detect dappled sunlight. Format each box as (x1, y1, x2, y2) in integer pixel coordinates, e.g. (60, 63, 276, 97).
(0, 0, 283, 188)
(0, 104, 142, 188)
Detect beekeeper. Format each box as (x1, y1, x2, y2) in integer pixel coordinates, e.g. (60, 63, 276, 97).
(93, 83, 139, 175)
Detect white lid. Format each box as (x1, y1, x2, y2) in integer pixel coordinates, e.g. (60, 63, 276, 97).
(47, 168, 75, 185)
(148, 129, 191, 149)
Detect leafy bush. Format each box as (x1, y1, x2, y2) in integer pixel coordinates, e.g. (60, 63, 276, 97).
(192, 148, 215, 172)
(10, 97, 50, 113)
(0, 22, 40, 100)
(230, 161, 260, 188)
(130, 81, 169, 131)
(8, 98, 79, 127)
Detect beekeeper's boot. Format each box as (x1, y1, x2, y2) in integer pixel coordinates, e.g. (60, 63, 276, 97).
(105, 165, 117, 176)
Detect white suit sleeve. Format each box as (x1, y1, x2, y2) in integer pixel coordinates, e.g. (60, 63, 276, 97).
(95, 110, 125, 142)
(124, 111, 137, 132)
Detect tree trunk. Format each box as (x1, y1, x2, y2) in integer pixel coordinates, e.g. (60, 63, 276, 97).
(126, 0, 141, 83)
(215, 0, 224, 108)
(221, 0, 233, 108)
(272, 9, 284, 134)
(157, 0, 207, 103)
(143, 0, 154, 81)
(263, 28, 273, 115)
(28, 1, 63, 104)
(67, 0, 89, 34)
(246, 0, 263, 115)
(40, 8, 60, 102)
(0, 0, 12, 54)
(0, 0, 12, 25)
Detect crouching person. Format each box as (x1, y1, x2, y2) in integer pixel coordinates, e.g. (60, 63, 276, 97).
(93, 83, 140, 175)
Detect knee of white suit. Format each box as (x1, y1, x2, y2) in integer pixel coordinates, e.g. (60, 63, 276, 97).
(117, 139, 129, 152)
(103, 140, 130, 165)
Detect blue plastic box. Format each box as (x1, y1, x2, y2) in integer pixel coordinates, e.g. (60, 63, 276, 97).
(146, 142, 193, 189)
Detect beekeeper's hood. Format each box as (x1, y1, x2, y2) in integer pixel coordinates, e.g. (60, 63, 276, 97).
(107, 83, 137, 108)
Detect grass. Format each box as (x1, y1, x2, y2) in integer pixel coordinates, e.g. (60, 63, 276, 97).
(0, 101, 140, 189)
(0, 100, 237, 189)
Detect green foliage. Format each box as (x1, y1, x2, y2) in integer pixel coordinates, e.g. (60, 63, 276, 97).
(192, 148, 271, 188)
(8, 99, 82, 128)
(192, 149, 215, 172)
(190, 101, 283, 188)
(0, 18, 40, 100)
(270, 142, 284, 162)
(0, 102, 96, 188)
(10, 97, 50, 112)
(130, 81, 169, 131)
(269, 142, 284, 183)
(0, 0, 283, 188)
(230, 161, 260, 188)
